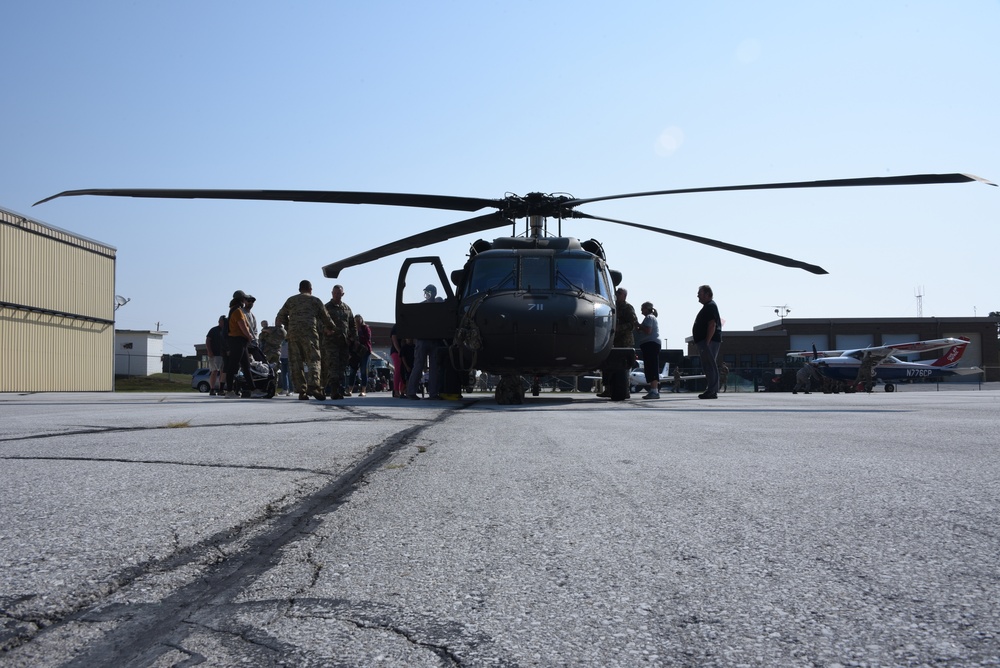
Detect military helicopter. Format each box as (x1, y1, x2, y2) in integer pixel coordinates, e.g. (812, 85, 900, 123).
(36, 173, 991, 403)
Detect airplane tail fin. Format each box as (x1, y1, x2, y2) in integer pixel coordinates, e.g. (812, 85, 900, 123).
(931, 337, 970, 367)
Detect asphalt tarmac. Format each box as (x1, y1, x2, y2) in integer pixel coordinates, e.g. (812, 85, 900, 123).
(1, 385, 998, 666)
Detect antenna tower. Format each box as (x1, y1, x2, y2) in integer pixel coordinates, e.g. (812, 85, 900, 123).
(914, 286, 924, 317)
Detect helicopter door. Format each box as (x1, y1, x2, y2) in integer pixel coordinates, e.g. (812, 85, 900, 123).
(395, 257, 458, 340)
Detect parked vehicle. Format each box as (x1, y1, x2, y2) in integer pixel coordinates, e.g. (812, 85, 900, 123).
(191, 368, 212, 393)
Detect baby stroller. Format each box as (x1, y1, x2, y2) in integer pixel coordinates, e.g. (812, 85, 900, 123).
(234, 341, 277, 398)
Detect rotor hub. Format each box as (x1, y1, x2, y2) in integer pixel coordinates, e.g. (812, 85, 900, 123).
(499, 192, 575, 219)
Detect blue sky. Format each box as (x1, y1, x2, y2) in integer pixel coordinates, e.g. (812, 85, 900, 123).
(3, 1, 998, 355)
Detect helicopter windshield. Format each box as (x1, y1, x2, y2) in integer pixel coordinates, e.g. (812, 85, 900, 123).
(521, 257, 550, 291)
(463, 253, 610, 298)
(555, 257, 598, 293)
(465, 257, 517, 296)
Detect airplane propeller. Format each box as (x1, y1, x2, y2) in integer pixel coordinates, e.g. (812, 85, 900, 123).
(35, 173, 993, 277)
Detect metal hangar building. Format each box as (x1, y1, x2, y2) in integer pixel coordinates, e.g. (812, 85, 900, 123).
(1, 206, 117, 392)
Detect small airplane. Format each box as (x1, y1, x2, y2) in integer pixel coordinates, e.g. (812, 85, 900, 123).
(583, 361, 703, 394)
(787, 337, 981, 392)
(629, 362, 705, 392)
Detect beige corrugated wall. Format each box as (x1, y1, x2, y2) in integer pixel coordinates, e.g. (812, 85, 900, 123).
(1, 207, 117, 392)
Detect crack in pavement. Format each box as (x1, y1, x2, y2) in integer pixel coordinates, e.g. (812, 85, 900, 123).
(13, 411, 477, 665)
(0, 455, 336, 475)
(0, 413, 442, 474)
(68, 597, 515, 667)
(0, 414, 421, 443)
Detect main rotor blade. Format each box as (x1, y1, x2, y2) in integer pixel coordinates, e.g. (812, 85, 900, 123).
(574, 211, 828, 274)
(568, 173, 995, 207)
(322, 212, 508, 278)
(34, 188, 498, 213)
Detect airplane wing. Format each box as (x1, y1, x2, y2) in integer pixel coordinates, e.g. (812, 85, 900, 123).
(662, 374, 706, 381)
(942, 366, 984, 376)
(790, 337, 967, 360)
(878, 338, 969, 356)
(787, 350, 841, 359)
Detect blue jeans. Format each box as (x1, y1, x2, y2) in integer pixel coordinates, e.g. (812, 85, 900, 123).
(349, 350, 371, 389)
(279, 358, 291, 392)
(697, 340, 721, 395)
(407, 339, 442, 396)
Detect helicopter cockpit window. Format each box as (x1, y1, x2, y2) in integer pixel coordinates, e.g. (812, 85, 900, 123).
(464, 257, 517, 297)
(554, 257, 596, 293)
(595, 267, 612, 300)
(520, 256, 551, 292)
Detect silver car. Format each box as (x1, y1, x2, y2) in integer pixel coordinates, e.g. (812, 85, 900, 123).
(191, 368, 212, 392)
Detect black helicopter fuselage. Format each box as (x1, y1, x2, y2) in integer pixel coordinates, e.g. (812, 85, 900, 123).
(396, 236, 629, 377)
(458, 247, 614, 375)
(463, 285, 610, 374)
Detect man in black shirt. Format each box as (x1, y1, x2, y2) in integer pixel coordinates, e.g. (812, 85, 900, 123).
(692, 285, 722, 399)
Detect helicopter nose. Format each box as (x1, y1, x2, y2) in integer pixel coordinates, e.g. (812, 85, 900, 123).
(561, 314, 580, 330)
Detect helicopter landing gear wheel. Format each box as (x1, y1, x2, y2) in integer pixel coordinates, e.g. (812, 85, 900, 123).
(495, 374, 524, 405)
(884, 383, 895, 392)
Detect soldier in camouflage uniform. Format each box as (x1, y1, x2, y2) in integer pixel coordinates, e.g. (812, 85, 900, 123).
(614, 288, 639, 348)
(322, 284, 358, 400)
(858, 354, 878, 393)
(259, 320, 285, 366)
(598, 287, 639, 398)
(275, 280, 337, 401)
